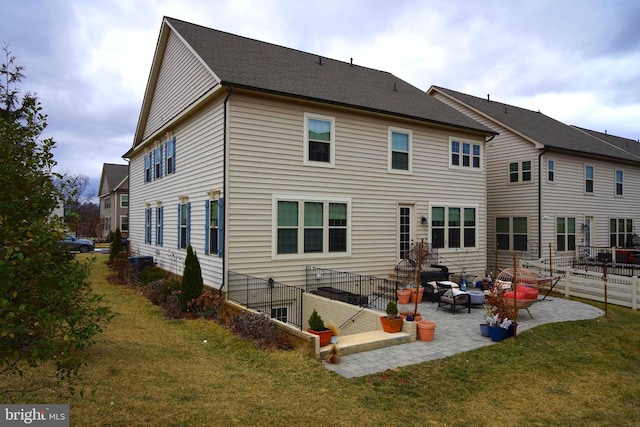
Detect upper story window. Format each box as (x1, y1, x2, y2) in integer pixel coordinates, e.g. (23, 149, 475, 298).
(615, 169, 623, 196)
(104, 197, 111, 209)
(275, 196, 349, 257)
(585, 165, 594, 193)
(144, 152, 152, 183)
(120, 215, 129, 232)
(166, 137, 176, 175)
(547, 159, 555, 182)
(389, 128, 412, 173)
(304, 113, 335, 168)
(144, 137, 176, 183)
(431, 206, 476, 249)
(120, 194, 128, 208)
(450, 139, 481, 169)
(154, 146, 163, 179)
(509, 161, 532, 183)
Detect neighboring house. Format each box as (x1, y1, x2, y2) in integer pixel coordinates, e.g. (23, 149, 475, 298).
(124, 17, 496, 290)
(428, 86, 640, 269)
(98, 163, 129, 239)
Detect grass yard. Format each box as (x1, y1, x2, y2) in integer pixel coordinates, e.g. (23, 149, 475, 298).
(4, 253, 640, 426)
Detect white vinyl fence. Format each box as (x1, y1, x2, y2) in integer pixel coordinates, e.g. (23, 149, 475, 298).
(523, 259, 640, 310)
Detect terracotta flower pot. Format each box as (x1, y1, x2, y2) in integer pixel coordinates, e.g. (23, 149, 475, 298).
(416, 320, 436, 341)
(397, 289, 411, 304)
(410, 287, 424, 303)
(400, 312, 422, 322)
(380, 316, 403, 333)
(308, 328, 332, 346)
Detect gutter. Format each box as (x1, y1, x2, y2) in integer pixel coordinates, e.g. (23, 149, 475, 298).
(219, 85, 233, 294)
(538, 149, 548, 258)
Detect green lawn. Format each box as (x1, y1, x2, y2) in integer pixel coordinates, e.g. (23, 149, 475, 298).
(6, 253, 640, 426)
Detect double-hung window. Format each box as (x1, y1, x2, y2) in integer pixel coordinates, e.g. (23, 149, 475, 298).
(154, 146, 163, 179)
(121, 194, 128, 208)
(389, 128, 411, 173)
(496, 217, 528, 251)
(610, 218, 633, 247)
(120, 215, 129, 232)
(304, 113, 335, 167)
(155, 206, 163, 246)
(615, 169, 623, 196)
(166, 137, 176, 174)
(144, 152, 153, 183)
(450, 139, 481, 169)
(145, 208, 152, 244)
(178, 202, 191, 249)
(275, 197, 349, 256)
(585, 165, 594, 193)
(547, 159, 555, 182)
(431, 206, 476, 249)
(205, 198, 224, 256)
(556, 217, 576, 252)
(509, 161, 532, 182)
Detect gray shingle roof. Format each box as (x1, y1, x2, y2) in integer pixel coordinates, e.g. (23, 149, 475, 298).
(431, 86, 640, 164)
(165, 17, 495, 136)
(101, 163, 129, 194)
(573, 126, 640, 158)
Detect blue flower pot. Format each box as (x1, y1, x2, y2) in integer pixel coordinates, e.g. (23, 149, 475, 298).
(480, 323, 490, 337)
(489, 326, 508, 342)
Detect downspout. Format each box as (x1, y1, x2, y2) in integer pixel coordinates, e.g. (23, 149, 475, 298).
(538, 149, 547, 259)
(219, 85, 233, 293)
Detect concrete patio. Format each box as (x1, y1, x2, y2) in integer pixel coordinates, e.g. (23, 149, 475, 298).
(322, 295, 604, 378)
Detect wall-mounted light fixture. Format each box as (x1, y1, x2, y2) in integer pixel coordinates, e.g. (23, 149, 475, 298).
(421, 216, 428, 225)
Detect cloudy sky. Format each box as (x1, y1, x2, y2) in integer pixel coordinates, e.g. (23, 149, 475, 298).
(3, 0, 639, 199)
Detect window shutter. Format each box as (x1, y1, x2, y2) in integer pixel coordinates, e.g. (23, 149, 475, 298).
(159, 206, 164, 246)
(177, 204, 181, 249)
(186, 202, 191, 247)
(144, 154, 150, 182)
(218, 197, 224, 257)
(204, 200, 210, 254)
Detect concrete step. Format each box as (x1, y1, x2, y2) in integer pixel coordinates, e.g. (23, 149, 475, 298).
(319, 330, 411, 359)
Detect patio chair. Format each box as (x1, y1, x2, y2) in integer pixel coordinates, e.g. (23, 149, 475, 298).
(437, 285, 471, 314)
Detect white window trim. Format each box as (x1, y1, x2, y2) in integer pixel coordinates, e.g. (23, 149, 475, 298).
(272, 194, 351, 259)
(388, 127, 412, 174)
(496, 216, 529, 252)
(120, 194, 128, 208)
(449, 137, 483, 171)
(120, 215, 128, 231)
(428, 203, 479, 251)
(303, 112, 335, 168)
(584, 164, 595, 194)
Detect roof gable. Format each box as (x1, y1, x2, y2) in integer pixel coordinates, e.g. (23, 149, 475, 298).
(132, 17, 494, 144)
(99, 163, 129, 197)
(429, 86, 640, 164)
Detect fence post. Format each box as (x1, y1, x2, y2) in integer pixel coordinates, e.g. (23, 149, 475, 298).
(633, 276, 638, 311)
(564, 268, 572, 298)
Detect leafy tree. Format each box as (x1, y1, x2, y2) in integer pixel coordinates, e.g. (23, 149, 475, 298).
(0, 44, 112, 395)
(180, 245, 203, 311)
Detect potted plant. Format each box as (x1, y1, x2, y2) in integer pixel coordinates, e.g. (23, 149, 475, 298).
(380, 301, 403, 333)
(484, 287, 514, 342)
(307, 309, 332, 346)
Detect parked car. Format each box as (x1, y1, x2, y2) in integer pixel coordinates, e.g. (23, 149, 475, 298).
(59, 235, 95, 253)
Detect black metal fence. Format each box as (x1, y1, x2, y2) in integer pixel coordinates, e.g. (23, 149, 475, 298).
(539, 246, 640, 277)
(305, 266, 397, 312)
(227, 271, 305, 329)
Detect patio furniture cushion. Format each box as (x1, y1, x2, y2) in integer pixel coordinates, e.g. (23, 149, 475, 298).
(437, 289, 471, 314)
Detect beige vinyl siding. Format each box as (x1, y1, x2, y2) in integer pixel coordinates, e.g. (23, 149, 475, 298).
(143, 30, 217, 140)
(129, 100, 225, 288)
(433, 92, 540, 269)
(226, 92, 487, 286)
(542, 152, 640, 252)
